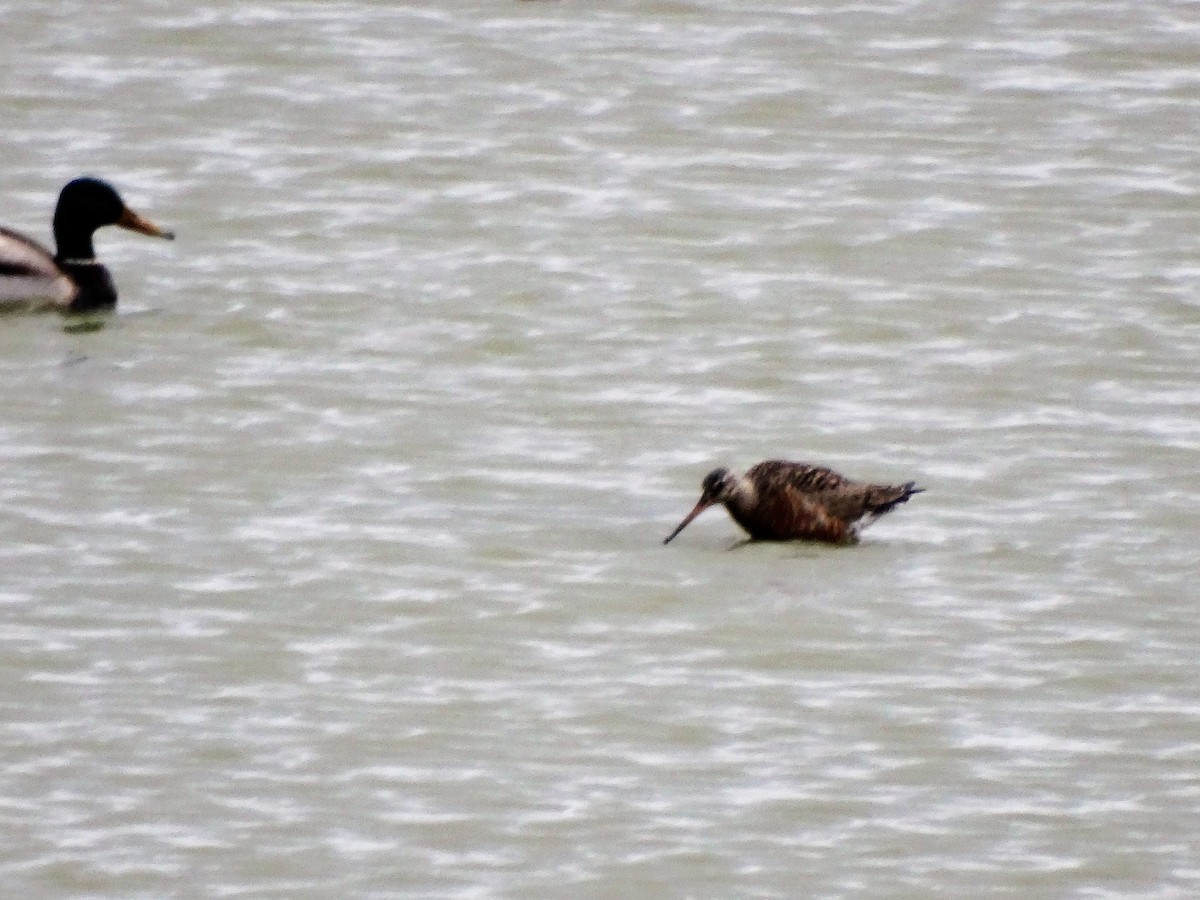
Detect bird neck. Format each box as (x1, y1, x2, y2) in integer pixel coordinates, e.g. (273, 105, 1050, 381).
(724, 475, 757, 512)
(53, 220, 98, 263)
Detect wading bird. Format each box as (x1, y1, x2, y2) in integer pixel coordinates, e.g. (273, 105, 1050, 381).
(663, 460, 923, 546)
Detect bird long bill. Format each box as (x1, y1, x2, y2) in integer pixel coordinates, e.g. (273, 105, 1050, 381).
(117, 207, 175, 241)
(662, 498, 713, 545)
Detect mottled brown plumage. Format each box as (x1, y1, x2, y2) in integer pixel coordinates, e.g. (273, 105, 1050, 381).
(663, 460, 923, 546)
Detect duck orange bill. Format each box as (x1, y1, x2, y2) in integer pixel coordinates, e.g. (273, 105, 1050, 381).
(117, 207, 175, 240)
(662, 497, 714, 545)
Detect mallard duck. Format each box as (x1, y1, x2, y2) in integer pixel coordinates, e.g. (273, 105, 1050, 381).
(0, 177, 173, 313)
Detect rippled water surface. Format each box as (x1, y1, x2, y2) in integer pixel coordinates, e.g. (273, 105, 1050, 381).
(3, 1, 1199, 896)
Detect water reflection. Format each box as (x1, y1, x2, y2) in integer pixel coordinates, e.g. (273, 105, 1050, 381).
(61, 314, 110, 335)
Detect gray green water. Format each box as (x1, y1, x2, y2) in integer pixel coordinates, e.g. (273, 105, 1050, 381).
(2, 1, 1199, 896)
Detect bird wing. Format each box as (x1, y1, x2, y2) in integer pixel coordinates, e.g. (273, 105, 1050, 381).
(747, 460, 857, 495)
(0, 227, 77, 306)
(750, 460, 898, 524)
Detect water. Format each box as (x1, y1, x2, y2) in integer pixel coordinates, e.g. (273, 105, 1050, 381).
(2, 1, 1199, 896)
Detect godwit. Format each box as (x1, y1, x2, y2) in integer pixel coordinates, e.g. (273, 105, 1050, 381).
(0, 177, 174, 314)
(663, 460, 923, 546)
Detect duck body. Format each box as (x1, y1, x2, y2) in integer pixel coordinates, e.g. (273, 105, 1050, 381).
(0, 226, 78, 309)
(664, 459, 923, 546)
(0, 177, 173, 313)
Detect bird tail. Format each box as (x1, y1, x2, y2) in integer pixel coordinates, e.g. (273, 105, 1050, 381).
(873, 482, 924, 515)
